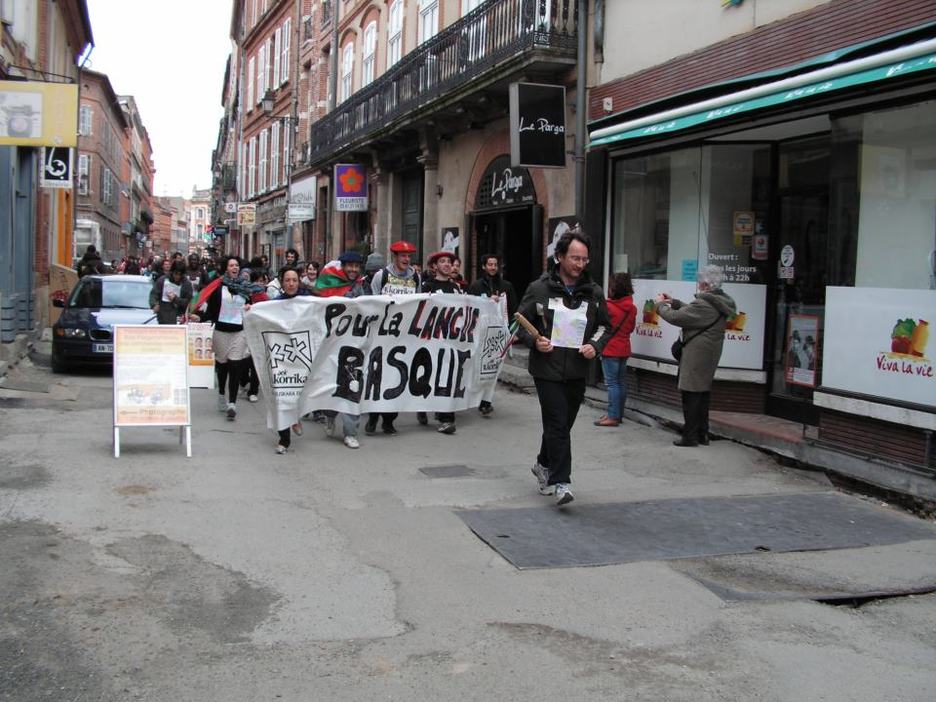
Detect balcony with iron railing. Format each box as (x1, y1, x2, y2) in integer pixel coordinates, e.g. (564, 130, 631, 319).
(306, 0, 577, 167)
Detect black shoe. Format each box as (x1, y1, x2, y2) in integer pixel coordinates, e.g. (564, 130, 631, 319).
(382, 423, 398, 436)
(479, 401, 493, 416)
(698, 435, 710, 446)
(417, 412, 428, 426)
(673, 438, 698, 447)
(365, 416, 378, 435)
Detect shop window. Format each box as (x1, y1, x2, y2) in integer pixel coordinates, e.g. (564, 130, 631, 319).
(848, 100, 936, 290)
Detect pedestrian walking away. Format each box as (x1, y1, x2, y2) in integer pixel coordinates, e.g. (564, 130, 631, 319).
(595, 272, 637, 427)
(655, 264, 736, 447)
(468, 253, 518, 416)
(516, 229, 610, 506)
(149, 261, 193, 325)
(368, 239, 423, 435)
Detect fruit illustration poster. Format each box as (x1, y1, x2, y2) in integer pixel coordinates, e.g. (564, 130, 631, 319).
(630, 280, 766, 370)
(823, 287, 935, 406)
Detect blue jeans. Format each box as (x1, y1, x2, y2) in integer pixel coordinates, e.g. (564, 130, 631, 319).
(601, 356, 628, 420)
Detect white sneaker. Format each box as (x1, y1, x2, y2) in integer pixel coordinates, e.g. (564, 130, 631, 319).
(217, 394, 227, 412)
(248, 394, 259, 403)
(275, 444, 287, 455)
(226, 403, 237, 420)
(292, 422, 303, 436)
(555, 483, 574, 506)
(531, 462, 554, 495)
(343, 435, 360, 449)
(324, 416, 335, 438)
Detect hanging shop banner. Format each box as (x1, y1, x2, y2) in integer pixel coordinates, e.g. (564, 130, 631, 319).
(186, 323, 215, 388)
(40, 147, 72, 189)
(784, 314, 820, 388)
(243, 294, 507, 432)
(288, 174, 317, 221)
(509, 82, 567, 168)
(476, 155, 536, 211)
(113, 325, 190, 426)
(0, 81, 79, 147)
(334, 164, 368, 211)
(237, 203, 256, 226)
(822, 287, 934, 406)
(630, 280, 766, 370)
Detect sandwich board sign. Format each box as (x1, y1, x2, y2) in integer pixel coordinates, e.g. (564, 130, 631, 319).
(112, 325, 191, 457)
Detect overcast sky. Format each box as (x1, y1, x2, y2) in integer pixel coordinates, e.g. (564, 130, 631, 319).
(84, 0, 232, 197)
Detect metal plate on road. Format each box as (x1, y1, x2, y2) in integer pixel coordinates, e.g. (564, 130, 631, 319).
(419, 464, 476, 478)
(457, 492, 936, 569)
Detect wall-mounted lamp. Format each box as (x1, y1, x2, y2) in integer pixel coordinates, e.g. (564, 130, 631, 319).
(261, 90, 276, 115)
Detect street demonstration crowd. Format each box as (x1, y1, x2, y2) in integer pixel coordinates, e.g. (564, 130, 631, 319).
(82, 230, 735, 508)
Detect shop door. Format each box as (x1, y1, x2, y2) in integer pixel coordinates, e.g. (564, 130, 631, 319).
(474, 205, 540, 298)
(766, 136, 831, 424)
(401, 172, 423, 256)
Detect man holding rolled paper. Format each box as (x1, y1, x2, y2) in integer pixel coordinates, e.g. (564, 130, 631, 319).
(515, 229, 611, 506)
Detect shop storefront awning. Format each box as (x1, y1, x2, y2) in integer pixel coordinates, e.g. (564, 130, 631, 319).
(589, 38, 936, 149)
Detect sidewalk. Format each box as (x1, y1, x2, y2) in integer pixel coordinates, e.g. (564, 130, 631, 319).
(499, 347, 936, 509)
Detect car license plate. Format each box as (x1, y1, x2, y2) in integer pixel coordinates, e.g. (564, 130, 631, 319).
(92, 343, 113, 353)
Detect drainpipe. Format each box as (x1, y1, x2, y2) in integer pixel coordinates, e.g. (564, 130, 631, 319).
(326, 1, 340, 256)
(574, 0, 587, 224)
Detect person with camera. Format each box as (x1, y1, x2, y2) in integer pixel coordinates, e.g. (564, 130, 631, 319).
(655, 265, 736, 447)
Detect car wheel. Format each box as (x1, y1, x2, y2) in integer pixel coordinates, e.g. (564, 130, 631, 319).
(51, 353, 68, 374)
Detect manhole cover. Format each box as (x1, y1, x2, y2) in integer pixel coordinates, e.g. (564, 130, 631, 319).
(419, 464, 476, 478)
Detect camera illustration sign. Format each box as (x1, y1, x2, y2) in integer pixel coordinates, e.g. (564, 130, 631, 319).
(822, 287, 934, 406)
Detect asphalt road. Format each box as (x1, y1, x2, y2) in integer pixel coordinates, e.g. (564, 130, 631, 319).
(1, 354, 935, 701)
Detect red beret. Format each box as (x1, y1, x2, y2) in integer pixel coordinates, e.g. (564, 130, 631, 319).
(427, 250, 454, 266)
(389, 240, 417, 254)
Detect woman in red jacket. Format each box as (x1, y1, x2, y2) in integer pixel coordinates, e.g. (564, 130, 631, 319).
(596, 272, 637, 427)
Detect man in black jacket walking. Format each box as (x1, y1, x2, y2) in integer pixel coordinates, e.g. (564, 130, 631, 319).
(516, 230, 610, 506)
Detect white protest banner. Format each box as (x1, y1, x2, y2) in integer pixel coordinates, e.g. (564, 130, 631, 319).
(244, 294, 508, 431)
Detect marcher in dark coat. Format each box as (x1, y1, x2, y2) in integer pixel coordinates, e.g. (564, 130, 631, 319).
(149, 261, 193, 325)
(656, 265, 737, 447)
(78, 245, 105, 276)
(516, 230, 610, 506)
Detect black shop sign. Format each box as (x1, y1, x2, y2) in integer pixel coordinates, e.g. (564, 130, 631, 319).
(509, 82, 567, 169)
(474, 155, 536, 211)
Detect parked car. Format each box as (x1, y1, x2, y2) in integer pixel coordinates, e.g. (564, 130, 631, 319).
(51, 275, 156, 372)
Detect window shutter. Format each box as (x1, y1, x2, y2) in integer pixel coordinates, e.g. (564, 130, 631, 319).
(273, 27, 282, 87)
(257, 45, 266, 101)
(282, 19, 291, 84)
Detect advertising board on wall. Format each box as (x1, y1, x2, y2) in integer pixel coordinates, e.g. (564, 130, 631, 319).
(630, 280, 766, 370)
(40, 147, 72, 189)
(0, 81, 79, 147)
(288, 174, 317, 221)
(822, 287, 934, 407)
(334, 164, 368, 211)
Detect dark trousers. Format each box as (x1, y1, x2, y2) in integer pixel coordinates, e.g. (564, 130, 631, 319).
(240, 357, 260, 395)
(216, 360, 243, 403)
(534, 377, 586, 485)
(435, 412, 455, 423)
(278, 428, 291, 449)
(681, 390, 711, 443)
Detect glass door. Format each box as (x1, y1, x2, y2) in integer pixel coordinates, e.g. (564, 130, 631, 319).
(767, 136, 831, 423)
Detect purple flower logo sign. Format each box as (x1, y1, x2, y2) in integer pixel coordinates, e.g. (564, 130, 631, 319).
(335, 164, 368, 211)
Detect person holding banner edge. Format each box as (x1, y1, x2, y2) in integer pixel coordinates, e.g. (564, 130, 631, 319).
(516, 230, 610, 506)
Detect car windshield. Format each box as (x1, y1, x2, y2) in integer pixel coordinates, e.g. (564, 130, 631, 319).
(68, 278, 151, 309)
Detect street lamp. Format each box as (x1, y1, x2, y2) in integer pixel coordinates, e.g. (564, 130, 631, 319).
(261, 90, 276, 115)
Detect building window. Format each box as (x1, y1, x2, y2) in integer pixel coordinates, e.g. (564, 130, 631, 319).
(281, 18, 291, 84)
(247, 56, 256, 108)
(340, 42, 354, 103)
(248, 137, 257, 197)
(362, 21, 376, 86)
(79, 105, 92, 136)
(257, 44, 266, 103)
(419, 0, 438, 44)
(273, 27, 282, 86)
(259, 129, 268, 192)
(283, 121, 290, 184)
(241, 142, 248, 198)
(387, 0, 402, 68)
(270, 121, 280, 188)
(462, 0, 483, 13)
(196, 208, 204, 220)
(78, 154, 90, 195)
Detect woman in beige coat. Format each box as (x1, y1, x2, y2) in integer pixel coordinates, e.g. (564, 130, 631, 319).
(656, 265, 737, 446)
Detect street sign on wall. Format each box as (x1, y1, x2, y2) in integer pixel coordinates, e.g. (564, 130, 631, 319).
(509, 82, 567, 168)
(39, 147, 72, 189)
(334, 164, 368, 212)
